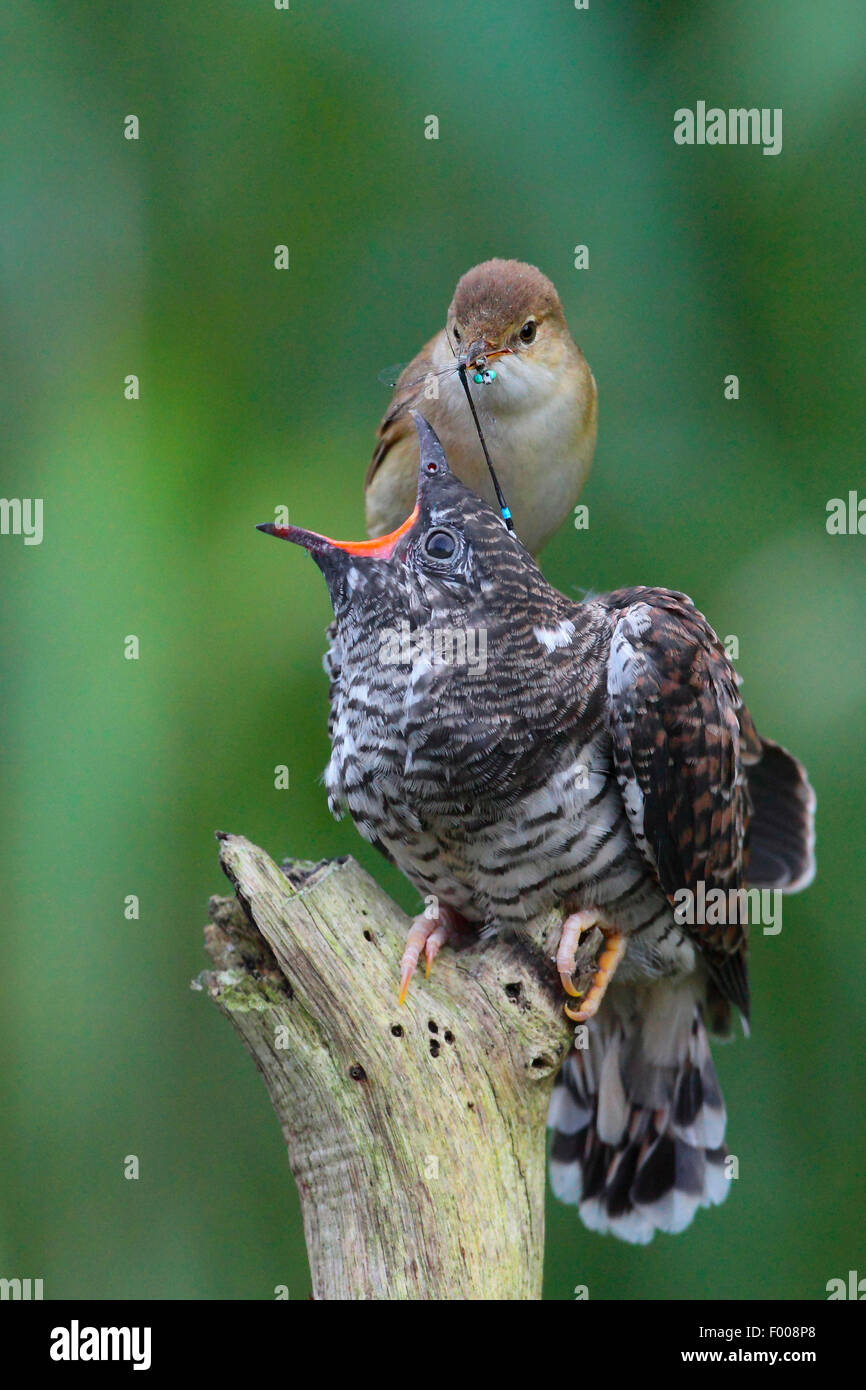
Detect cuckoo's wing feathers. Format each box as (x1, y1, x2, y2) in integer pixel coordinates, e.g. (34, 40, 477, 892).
(602, 587, 758, 1017)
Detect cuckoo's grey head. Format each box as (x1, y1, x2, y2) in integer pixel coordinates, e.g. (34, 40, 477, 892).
(257, 413, 544, 625)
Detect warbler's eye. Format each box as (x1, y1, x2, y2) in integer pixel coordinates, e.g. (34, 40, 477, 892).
(424, 528, 457, 560)
(452, 324, 461, 343)
(519, 319, 537, 343)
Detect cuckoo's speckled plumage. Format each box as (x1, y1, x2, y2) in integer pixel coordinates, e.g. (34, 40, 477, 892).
(259, 415, 816, 1243)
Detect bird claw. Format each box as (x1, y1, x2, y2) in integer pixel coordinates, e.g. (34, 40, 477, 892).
(398, 904, 460, 1005)
(556, 910, 626, 1024)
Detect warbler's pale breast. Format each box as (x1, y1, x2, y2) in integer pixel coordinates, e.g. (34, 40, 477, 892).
(365, 258, 597, 555)
(365, 327, 596, 554)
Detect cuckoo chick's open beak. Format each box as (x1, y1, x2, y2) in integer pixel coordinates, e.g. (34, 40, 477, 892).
(257, 505, 420, 558)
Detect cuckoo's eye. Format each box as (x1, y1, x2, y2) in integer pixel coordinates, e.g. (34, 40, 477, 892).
(423, 528, 457, 561)
(452, 324, 461, 343)
(519, 319, 537, 343)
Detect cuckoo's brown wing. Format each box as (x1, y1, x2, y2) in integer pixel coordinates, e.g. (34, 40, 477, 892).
(602, 587, 761, 1019)
(365, 332, 446, 490)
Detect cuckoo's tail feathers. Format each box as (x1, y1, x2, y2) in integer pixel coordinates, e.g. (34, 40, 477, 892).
(548, 984, 730, 1243)
(746, 738, 816, 892)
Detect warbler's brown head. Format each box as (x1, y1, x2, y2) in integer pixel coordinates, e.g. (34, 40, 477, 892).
(446, 259, 570, 369)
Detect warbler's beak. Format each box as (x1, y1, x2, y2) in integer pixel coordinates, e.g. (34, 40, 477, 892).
(459, 338, 513, 371)
(257, 505, 420, 558)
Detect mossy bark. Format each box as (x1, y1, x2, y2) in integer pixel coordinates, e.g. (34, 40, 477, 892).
(198, 833, 574, 1300)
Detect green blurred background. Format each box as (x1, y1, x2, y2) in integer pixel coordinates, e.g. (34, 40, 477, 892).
(2, 0, 865, 1300)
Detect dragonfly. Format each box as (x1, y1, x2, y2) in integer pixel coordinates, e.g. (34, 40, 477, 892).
(375, 351, 515, 532)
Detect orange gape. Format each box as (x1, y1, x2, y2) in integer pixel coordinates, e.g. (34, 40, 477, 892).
(263, 504, 420, 559)
(322, 505, 419, 558)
